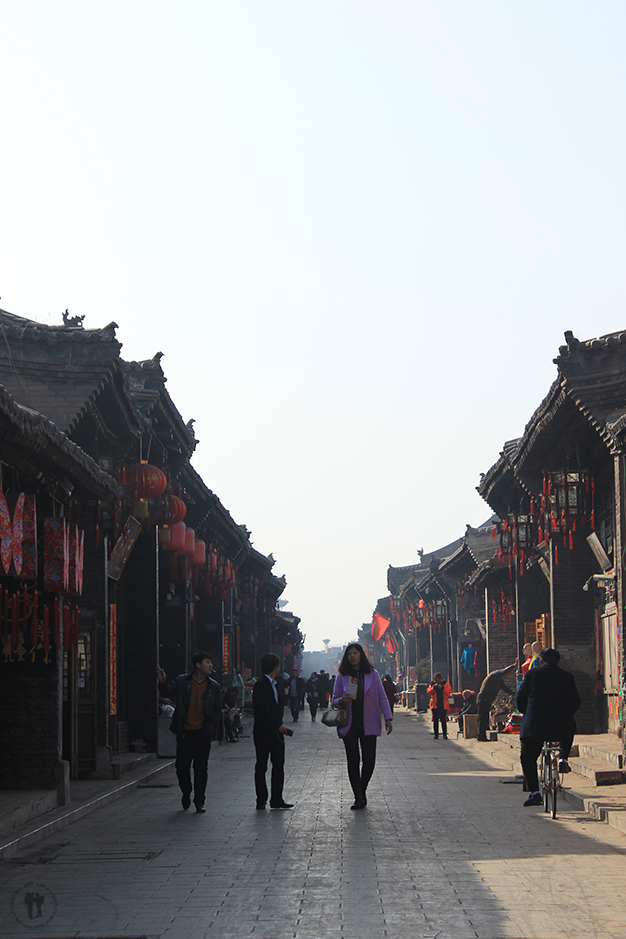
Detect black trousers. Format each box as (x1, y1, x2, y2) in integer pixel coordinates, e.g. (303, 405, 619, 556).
(289, 696, 299, 721)
(520, 732, 575, 792)
(342, 729, 377, 800)
(254, 734, 285, 805)
(175, 729, 211, 807)
(477, 695, 493, 739)
(432, 708, 448, 738)
(308, 698, 318, 718)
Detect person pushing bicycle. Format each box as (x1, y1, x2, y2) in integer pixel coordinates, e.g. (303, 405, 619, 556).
(516, 647, 581, 807)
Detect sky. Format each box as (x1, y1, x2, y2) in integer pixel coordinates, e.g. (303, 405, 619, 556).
(1, 2, 625, 651)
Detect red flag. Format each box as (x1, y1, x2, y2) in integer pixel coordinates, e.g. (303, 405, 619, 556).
(371, 611, 391, 641)
(385, 631, 399, 654)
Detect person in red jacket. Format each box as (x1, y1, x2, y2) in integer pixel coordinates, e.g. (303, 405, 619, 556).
(427, 673, 452, 739)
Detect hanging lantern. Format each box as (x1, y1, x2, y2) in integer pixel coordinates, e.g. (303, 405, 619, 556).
(160, 521, 186, 552)
(132, 463, 167, 500)
(168, 495, 187, 524)
(190, 539, 206, 568)
(176, 526, 196, 557)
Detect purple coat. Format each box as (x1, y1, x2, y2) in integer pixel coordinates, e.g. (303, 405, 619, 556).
(332, 669, 393, 737)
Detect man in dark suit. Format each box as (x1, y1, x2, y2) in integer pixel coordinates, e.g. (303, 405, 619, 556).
(253, 653, 294, 810)
(516, 647, 581, 806)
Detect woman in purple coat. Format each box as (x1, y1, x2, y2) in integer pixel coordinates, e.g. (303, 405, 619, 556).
(332, 643, 393, 810)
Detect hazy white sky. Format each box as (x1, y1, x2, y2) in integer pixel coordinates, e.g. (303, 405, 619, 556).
(1, 2, 625, 650)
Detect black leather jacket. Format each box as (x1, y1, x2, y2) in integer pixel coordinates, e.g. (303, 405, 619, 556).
(164, 672, 222, 736)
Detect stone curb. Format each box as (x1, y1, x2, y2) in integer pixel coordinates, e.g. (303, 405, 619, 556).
(0, 759, 175, 861)
(455, 731, 626, 836)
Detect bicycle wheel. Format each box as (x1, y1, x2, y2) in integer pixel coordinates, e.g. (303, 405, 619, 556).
(550, 755, 558, 819)
(540, 749, 550, 813)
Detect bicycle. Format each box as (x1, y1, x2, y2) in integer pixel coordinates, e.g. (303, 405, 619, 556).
(539, 740, 562, 819)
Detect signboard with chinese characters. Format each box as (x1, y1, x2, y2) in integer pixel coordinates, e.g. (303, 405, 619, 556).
(107, 517, 142, 581)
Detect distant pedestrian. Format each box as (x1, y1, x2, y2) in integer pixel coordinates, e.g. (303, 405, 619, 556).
(382, 674, 398, 713)
(286, 669, 305, 722)
(317, 670, 330, 708)
(332, 643, 393, 810)
(158, 652, 221, 813)
(529, 640, 542, 670)
(476, 662, 517, 741)
(427, 673, 452, 739)
(306, 672, 320, 721)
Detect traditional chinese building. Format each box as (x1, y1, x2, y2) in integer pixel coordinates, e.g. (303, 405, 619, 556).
(0, 308, 294, 787)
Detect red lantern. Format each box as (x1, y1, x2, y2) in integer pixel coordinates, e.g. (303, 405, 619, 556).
(168, 495, 187, 524)
(190, 539, 206, 567)
(132, 463, 167, 500)
(177, 527, 196, 557)
(161, 521, 186, 552)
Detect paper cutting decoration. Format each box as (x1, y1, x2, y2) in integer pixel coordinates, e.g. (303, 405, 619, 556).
(0, 492, 11, 574)
(11, 493, 24, 576)
(0, 491, 26, 576)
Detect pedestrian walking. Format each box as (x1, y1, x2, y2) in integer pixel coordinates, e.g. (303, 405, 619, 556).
(306, 672, 320, 721)
(317, 669, 330, 708)
(427, 673, 452, 739)
(286, 669, 305, 722)
(382, 674, 398, 713)
(516, 647, 581, 806)
(332, 643, 392, 810)
(476, 661, 517, 740)
(253, 653, 294, 810)
(158, 652, 221, 813)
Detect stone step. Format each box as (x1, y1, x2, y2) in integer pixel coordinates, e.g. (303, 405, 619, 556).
(568, 756, 626, 786)
(110, 751, 157, 779)
(0, 790, 59, 837)
(577, 742, 623, 769)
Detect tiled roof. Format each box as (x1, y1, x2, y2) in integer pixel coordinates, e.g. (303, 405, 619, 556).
(0, 310, 145, 435)
(0, 383, 116, 498)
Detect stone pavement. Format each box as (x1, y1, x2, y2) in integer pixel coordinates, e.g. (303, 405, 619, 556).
(1, 710, 626, 939)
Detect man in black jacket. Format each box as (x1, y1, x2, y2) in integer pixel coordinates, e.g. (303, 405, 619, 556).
(158, 651, 221, 813)
(516, 647, 581, 807)
(253, 653, 294, 810)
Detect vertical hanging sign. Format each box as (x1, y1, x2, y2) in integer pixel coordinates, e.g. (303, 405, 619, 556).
(110, 604, 117, 715)
(223, 633, 230, 677)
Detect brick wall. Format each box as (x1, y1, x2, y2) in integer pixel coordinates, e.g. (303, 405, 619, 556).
(485, 580, 518, 673)
(551, 533, 597, 733)
(0, 655, 60, 788)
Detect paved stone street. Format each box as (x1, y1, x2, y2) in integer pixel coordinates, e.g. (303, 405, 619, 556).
(1, 710, 626, 939)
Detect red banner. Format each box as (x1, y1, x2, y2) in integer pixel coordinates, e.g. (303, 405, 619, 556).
(110, 604, 117, 715)
(223, 633, 230, 676)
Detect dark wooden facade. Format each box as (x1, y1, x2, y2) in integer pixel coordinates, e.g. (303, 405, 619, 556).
(0, 308, 298, 791)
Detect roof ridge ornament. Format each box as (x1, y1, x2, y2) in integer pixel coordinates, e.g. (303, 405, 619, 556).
(61, 309, 85, 329)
